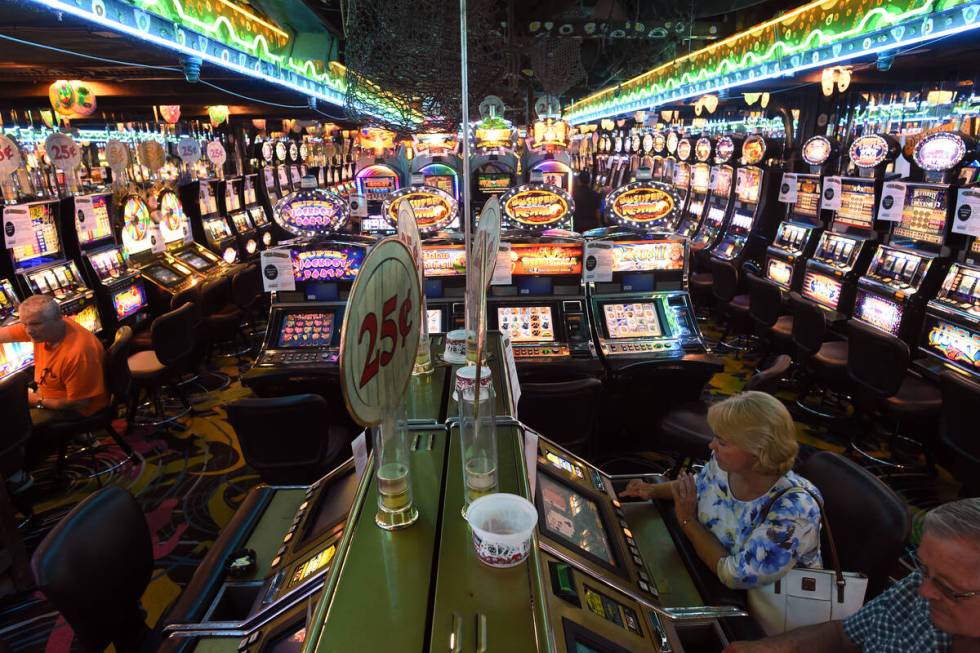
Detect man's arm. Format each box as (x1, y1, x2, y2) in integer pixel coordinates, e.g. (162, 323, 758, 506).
(26, 388, 91, 413)
(0, 324, 29, 344)
(723, 621, 859, 653)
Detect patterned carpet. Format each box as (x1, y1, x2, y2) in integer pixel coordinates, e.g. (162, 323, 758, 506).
(0, 319, 958, 651)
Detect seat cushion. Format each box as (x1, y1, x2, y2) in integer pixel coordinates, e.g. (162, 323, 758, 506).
(729, 294, 750, 314)
(884, 373, 942, 416)
(690, 272, 713, 289)
(659, 401, 713, 459)
(812, 340, 848, 369)
(127, 350, 166, 379)
(772, 315, 794, 340)
(130, 329, 154, 352)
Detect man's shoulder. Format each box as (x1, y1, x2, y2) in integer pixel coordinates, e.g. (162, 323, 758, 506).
(844, 571, 948, 650)
(63, 319, 104, 357)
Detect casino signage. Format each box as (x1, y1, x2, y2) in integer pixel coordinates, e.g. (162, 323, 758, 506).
(292, 246, 365, 282)
(501, 185, 573, 230)
(382, 186, 458, 234)
(742, 135, 767, 165)
(925, 320, 980, 374)
(802, 135, 833, 166)
(849, 134, 895, 169)
(606, 181, 681, 227)
(913, 132, 968, 172)
(508, 243, 582, 276)
(274, 188, 348, 237)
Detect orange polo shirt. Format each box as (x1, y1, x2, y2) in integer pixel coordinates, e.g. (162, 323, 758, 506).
(3, 317, 109, 416)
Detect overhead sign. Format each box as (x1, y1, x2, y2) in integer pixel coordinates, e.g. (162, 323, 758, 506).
(177, 137, 201, 164)
(0, 134, 23, 176)
(605, 181, 680, 228)
(382, 186, 458, 234)
(500, 184, 573, 231)
(44, 133, 81, 170)
(207, 140, 227, 167)
(340, 237, 422, 427)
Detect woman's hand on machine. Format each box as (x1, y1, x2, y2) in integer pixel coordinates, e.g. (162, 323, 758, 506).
(620, 479, 655, 500)
(671, 471, 698, 525)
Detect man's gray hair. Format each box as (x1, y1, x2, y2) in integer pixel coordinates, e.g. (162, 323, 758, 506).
(19, 294, 61, 319)
(923, 498, 980, 544)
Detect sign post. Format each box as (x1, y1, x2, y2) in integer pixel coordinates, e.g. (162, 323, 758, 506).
(396, 201, 433, 375)
(340, 238, 422, 530)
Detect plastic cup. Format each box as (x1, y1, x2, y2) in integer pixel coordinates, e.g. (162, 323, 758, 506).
(465, 493, 538, 568)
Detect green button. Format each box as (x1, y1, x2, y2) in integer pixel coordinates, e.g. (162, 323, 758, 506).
(556, 563, 576, 598)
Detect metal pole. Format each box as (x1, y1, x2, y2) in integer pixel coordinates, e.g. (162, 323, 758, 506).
(460, 0, 472, 255)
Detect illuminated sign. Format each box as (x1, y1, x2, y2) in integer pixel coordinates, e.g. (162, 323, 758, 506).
(413, 132, 458, 155)
(508, 243, 582, 276)
(292, 246, 365, 282)
(358, 127, 396, 152)
(925, 320, 980, 374)
(848, 134, 891, 169)
(274, 141, 287, 162)
(158, 190, 187, 243)
(652, 133, 666, 154)
(475, 117, 515, 150)
(666, 132, 679, 154)
(421, 246, 467, 277)
(532, 120, 569, 148)
(913, 132, 967, 172)
(611, 240, 685, 272)
(854, 290, 903, 336)
(642, 133, 654, 153)
(695, 137, 712, 162)
(382, 187, 458, 233)
(274, 188, 348, 236)
(607, 182, 680, 227)
(691, 163, 711, 193)
(715, 137, 735, 163)
(802, 135, 833, 166)
(501, 185, 573, 230)
(676, 138, 692, 161)
(742, 135, 766, 165)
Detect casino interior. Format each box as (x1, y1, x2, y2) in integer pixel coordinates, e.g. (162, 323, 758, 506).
(1, 0, 980, 651)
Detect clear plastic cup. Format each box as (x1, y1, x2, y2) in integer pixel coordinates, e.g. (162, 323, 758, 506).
(465, 493, 538, 568)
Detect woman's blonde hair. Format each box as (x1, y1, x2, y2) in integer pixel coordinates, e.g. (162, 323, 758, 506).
(706, 391, 799, 475)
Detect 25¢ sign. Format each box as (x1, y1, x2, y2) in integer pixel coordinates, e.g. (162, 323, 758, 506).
(340, 237, 422, 426)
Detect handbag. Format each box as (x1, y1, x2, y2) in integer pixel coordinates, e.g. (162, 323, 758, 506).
(747, 486, 869, 636)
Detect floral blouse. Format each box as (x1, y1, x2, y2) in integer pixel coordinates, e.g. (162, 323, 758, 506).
(694, 456, 823, 589)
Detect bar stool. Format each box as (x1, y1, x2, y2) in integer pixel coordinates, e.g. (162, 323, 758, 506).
(231, 263, 264, 351)
(517, 377, 604, 457)
(939, 371, 980, 497)
(845, 319, 941, 471)
(710, 258, 754, 353)
(746, 273, 793, 366)
(0, 374, 34, 521)
(789, 293, 850, 421)
(200, 276, 247, 362)
(127, 303, 197, 427)
(689, 271, 714, 320)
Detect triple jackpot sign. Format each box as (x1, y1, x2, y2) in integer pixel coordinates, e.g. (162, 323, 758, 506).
(500, 184, 574, 231)
(605, 181, 682, 229)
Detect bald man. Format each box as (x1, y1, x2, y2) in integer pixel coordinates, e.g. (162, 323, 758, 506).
(0, 295, 108, 428)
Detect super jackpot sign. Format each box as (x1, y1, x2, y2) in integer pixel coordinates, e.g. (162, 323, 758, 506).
(383, 186, 458, 234)
(606, 181, 681, 228)
(501, 184, 573, 231)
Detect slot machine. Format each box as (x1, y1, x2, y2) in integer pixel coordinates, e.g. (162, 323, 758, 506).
(256, 140, 281, 219)
(529, 155, 575, 195)
(0, 279, 33, 382)
(180, 179, 242, 265)
(274, 140, 293, 196)
(800, 134, 900, 321)
(0, 198, 105, 334)
(764, 135, 839, 293)
(118, 193, 200, 312)
(650, 132, 668, 182)
(354, 160, 403, 233)
(669, 137, 694, 231)
(242, 187, 372, 398)
(155, 186, 227, 280)
(221, 176, 261, 259)
(916, 256, 980, 381)
(662, 131, 680, 185)
(690, 135, 741, 259)
(852, 132, 973, 343)
(471, 155, 517, 210)
(706, 134, 784, 266)
(242, 174, 275, 250)
(361, 183, 459, 239)
(62, 192, 150, 333)
(287, 140, 304, 192)
(673, 137, 714, 239)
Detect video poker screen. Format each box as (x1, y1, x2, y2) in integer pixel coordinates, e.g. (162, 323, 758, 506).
(854, 289, 903, 336)
(537, 472, 618, 569)
(275, 311, 335, 348)
(496, 305, 555, 343)
(602, 302, 663, 339)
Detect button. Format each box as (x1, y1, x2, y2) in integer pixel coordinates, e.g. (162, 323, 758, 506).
(238, 637, 250, 651)
(619, 519, 629, 528)
(639, 570, 650, 582)
(633, 555, 643, 566)
(270, 555, 280, 567)
(553, 563, 578, 603)
(639, 580, 651, 593)
(623, 528, 633, 539)
(248, 631, 260, 645)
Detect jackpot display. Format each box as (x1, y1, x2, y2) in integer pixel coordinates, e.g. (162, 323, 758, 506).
(292, 247, 365, 282)
(501, 185, 573, 231)
(610, 241, 685, 272)
(506, 242, 582, 276)
(274, 189, 348, 237)
(605, 182, 680, 227)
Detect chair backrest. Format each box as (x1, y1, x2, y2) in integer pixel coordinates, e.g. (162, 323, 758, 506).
(789, 292, 827, 361)
(800, 451, 910, 598)
(31, 486, 153, 651)
(709, 258, 739, 304)
(746, 273, 782, 329)
(226, 394, 336, 484)
(170, 285, 199, 311)
(200, 276, 233, 317)
(517, 378, 603, 451)
(940, 370, 980, 460)
(0, 373, 32, 477)
(105, 326, 134, 407)
(846, 319, 909, 399)
(232, 264, 262, 310)
(745, 355, 792, 392)
(151, 302, 197, 367)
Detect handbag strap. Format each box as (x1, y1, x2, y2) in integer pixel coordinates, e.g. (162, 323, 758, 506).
(757, 485, 847, 602)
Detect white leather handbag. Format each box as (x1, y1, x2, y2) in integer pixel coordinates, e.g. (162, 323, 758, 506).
(747, 486, 869, 636)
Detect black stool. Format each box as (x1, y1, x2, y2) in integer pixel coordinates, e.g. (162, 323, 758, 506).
(0, 374, 34, 520)
(231, 263, 264, 351)
(747, 273, 792, 367)
(32, 486, 154, 653)
(940, 371, 980, 497)
(127, 303, 197, 427)
(710, 258, 754, 353)
(790, 293, 850, 420)
(226, 394, 352, 485)
(517, 377, 603, 456)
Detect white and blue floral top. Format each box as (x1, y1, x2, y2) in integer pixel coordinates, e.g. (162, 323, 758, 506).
(694, 456, 823, 589)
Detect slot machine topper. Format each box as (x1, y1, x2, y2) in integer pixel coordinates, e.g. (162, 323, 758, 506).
(690, 135, 742, 256)
(673, 136, 714, 239)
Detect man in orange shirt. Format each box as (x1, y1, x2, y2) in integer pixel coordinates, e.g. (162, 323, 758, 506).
(0, 294, 108, 428)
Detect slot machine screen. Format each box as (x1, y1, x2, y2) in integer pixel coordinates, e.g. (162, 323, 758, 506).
(870, 248, 924, 286)
(497, 306, 555, 343)
(854, 290, 903, 335)
(422, 246, 466, 277)
(175, 250, 213, 272)
(276, 311, 335, 348)
(538, 472, 618, 569)
(298, 466, 358, 547)
(835, 180, 876, 231)
(728, 209, 755, 237)
(250, 206, 270, 227)
(736, 167, 762, 203)
(76, 194, 114, 245)
(260, 619, 307, 653)
(11, 202, 61, 267)
(767, 259, 793, 288)
(477, 173, 511, 195)
(937, 264, 980, 306)
(542, 171, 569, 190)
(815, 233, 856, 265)
(292, 247, 364, 282)
(802, 271, 843, 309)
(921, 317, 980, 376)
(673, 163, 691, 190)
(610, 241, 685, 272)
(424, 175, 456, 196)
(793, 176, 821, 220)
(142, 263, 183, 287)
(111, 284, 147, 319)
(203, 217, 232, 241)
(231, 212, 253, 233)
(70, 303, 101, 333)
(602, 302, 663, 338)
(893, 186, 948, 245)
(775, 223, 808, 250)
(509, 243, 582, 276)
(360, 174, 399, 202)
(427, 309, 443, 333)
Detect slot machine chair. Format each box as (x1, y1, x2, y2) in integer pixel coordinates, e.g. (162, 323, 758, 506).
(199, 276, 247, 366)
(845, 320, 942, 472)
(226, 394, 351, 485)
(231, 263, 265, 349)
(0, 374, 35, 520)
(655, 355, 793, 461)
(689, 270, 715, 319)
(939, 371, 980, 497)
(789, 293, 851, 422)
(746, 273, 793, 363)
(517, 377, 604, 457)
(32, 486, 155, 653)
(40, 327, 138, 480)
(799, 451, 911, 599)
(710, 258, 754, 353)
(127, 303, 198, 427)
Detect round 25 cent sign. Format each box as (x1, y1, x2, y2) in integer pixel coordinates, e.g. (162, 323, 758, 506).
(340, 237, 422, 426)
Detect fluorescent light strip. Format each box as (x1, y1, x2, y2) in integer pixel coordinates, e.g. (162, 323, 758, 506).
(566, 17, 980, 124)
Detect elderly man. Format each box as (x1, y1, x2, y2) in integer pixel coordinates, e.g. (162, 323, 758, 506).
(0, 294, 108, 428)
(724, 498, 980, 652)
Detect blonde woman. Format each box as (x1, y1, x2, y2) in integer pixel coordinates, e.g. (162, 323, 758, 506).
(622, 391, 823, 589)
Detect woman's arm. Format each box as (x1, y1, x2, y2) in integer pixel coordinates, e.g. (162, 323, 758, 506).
(619, 478, 676, 500)
(672, 472, 729, 570)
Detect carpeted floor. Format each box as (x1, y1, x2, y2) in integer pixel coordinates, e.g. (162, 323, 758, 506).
(0, 320, 959, 652)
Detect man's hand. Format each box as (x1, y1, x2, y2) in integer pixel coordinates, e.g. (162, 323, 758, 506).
(671, 470, 698, 523)
(26, 388, 39, 406)
(620, 479, 655, 500)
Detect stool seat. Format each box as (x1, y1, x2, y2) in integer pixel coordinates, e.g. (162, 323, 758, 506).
(813, 340, 848, 368)
(659, 401, 713, 460)
(884, 374, 942, 415)
(730, 294, 750, 312)
(690, 272, 713, 289)
(772, 315, 794, 338)
(130, 329, 154, 351)
(127, 350, 166, 379)
(209, 304, 244, 325)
